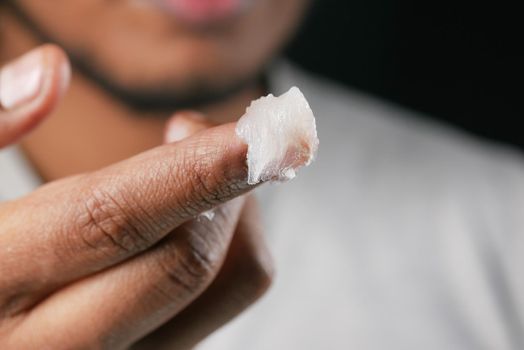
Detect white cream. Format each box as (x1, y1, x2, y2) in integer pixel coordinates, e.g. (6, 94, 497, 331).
(236, 86, 318, 185)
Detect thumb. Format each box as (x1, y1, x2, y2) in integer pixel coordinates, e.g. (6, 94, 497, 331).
(0, 44, 70, 148)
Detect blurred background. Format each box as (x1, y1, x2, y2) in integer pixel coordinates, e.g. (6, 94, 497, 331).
(286, 0, 523, 149)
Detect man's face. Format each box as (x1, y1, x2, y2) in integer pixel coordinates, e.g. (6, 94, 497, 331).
(10, 0, 308, 108)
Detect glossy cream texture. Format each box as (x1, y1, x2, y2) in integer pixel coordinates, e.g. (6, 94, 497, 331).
(236, 86, 319, 185)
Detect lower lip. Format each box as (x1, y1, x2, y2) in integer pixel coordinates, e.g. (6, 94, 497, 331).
(154, 0, 250, 25)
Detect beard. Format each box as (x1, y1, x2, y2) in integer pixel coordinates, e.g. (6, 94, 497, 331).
(68, 59, 262, 112)
(4, 1, 265, 113)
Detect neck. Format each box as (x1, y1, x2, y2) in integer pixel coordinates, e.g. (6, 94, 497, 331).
(0, 6, 262, 181)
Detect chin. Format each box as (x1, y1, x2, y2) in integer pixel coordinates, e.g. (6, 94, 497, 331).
(72, 48, 263, 112)
(95, 41, 256, 93)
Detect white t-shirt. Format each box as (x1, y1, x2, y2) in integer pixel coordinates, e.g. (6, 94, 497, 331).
(1, 62, 524, 350)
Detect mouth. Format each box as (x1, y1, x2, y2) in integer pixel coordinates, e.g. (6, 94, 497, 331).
(152, 0, 253, 26)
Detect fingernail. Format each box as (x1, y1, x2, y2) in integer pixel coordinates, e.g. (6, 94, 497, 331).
(0, 49, 45, 109)
(165, 123, 191, 143)
(164, 111, 208, 143)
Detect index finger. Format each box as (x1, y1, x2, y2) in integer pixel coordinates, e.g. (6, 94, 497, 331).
(0, 122, 251, 310)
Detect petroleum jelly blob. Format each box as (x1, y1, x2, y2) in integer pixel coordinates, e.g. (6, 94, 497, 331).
(235, 86, 318, 185)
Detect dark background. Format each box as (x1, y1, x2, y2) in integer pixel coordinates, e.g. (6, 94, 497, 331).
(285, 0, 523, 149)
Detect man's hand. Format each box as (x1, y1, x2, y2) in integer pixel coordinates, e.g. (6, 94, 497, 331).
(0, 46, 273, 349)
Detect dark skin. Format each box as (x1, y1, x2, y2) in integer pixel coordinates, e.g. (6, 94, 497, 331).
(0, 0, 309, 348)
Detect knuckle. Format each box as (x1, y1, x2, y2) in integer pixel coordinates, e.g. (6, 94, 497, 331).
(77, 188, 151, 258)
(183, 229, 221, 277)
(157, 226, 224, 297)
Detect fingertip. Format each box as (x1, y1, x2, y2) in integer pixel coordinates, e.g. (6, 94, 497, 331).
(165, 117, 251, 191)
(0, 45, 71, 147)
(42, 44, 71, 103)
(181, 122, 249, 184)
(36, 44, 71, 116)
